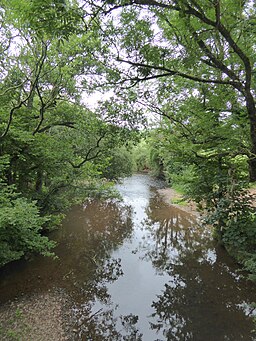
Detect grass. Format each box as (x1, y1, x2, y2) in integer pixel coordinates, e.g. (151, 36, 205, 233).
(171, 197, 188, 206)
(249, 182, 256, 189)
(171, 183, 185, 195)
(168, 183, 189, 206)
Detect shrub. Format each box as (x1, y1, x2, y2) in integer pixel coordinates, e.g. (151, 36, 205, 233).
(0, 185, 55, 266)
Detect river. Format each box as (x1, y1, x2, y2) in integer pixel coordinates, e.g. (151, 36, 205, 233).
(0, 174, 256, 340)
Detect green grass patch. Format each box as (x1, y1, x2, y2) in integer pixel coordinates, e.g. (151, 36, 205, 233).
(249, 182, 256, 189)
(171, 183, 186, 195)
(171, 198, 187, 206)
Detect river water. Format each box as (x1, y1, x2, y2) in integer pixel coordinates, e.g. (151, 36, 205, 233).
(0, 174, 256, 340)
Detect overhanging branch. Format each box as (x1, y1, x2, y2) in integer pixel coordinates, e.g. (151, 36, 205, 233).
(37, 121, 75, 133)
(117, 57, 240, 87)
(69, 132, 106, 168)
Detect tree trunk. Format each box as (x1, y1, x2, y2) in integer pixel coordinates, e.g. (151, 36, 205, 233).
(246, 92, 256, 182)
(35, 170, 43, 193)
(249, 157, 256, 182)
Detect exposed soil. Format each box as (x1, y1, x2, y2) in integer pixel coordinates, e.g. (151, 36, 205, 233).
(157, 187, 200, 217)
(0, 290, 70, 341)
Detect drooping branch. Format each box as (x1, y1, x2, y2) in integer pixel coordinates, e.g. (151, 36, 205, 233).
(0, 41, 48, 139)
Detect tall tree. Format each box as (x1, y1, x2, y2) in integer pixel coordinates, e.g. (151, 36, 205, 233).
(88, 0, 256, 180)
(0, 0, 140, 266)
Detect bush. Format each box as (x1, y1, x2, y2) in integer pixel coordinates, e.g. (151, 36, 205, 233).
(0, 185, 55, 267)
(205, 180, 256, 281)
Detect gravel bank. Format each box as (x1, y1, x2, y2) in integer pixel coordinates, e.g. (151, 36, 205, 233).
(0, 290, 70, 341)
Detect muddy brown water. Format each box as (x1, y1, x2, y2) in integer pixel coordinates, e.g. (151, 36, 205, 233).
(0, 174, 256, 340)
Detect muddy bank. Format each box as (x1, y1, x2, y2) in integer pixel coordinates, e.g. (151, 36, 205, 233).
(157, 187, 200, 217)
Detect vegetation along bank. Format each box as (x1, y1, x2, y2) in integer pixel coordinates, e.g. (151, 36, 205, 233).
(0, 0, 255, 281)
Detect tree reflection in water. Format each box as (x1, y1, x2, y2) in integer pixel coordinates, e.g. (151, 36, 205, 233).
(0, 198, 143, 340)
(140, 194, 256, 341)
(65, 199, 143, 340)
(1, 177, 255, 340)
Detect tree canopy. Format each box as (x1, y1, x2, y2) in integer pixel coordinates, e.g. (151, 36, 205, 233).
(0, 0, 140, 266)
(86, 0, 256, 178)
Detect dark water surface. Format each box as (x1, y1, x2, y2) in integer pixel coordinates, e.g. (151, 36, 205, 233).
(0, 174, 256, 340)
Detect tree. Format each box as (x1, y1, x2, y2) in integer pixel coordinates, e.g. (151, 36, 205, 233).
(87, 0, 256, 180)
(0, 0, 143, 266)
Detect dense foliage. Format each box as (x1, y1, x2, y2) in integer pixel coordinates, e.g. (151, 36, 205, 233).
(88, 0, 256, 280)
(0, 0, 256, 279)
(0, 0, 139, 266)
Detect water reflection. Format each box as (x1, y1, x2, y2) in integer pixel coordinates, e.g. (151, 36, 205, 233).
(0, 198, 144, 340)
(140, 198, 201, 270)
(0, 200, 132, 300)
(0, 175, 255, 340)
(140, 194, 256, 340)
(70, 306, 143, 341)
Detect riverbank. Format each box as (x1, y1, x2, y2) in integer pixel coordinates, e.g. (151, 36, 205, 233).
(0, 290, 69, 341)
(157, 187, 200, 217)
(159, 186, 256, 217)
